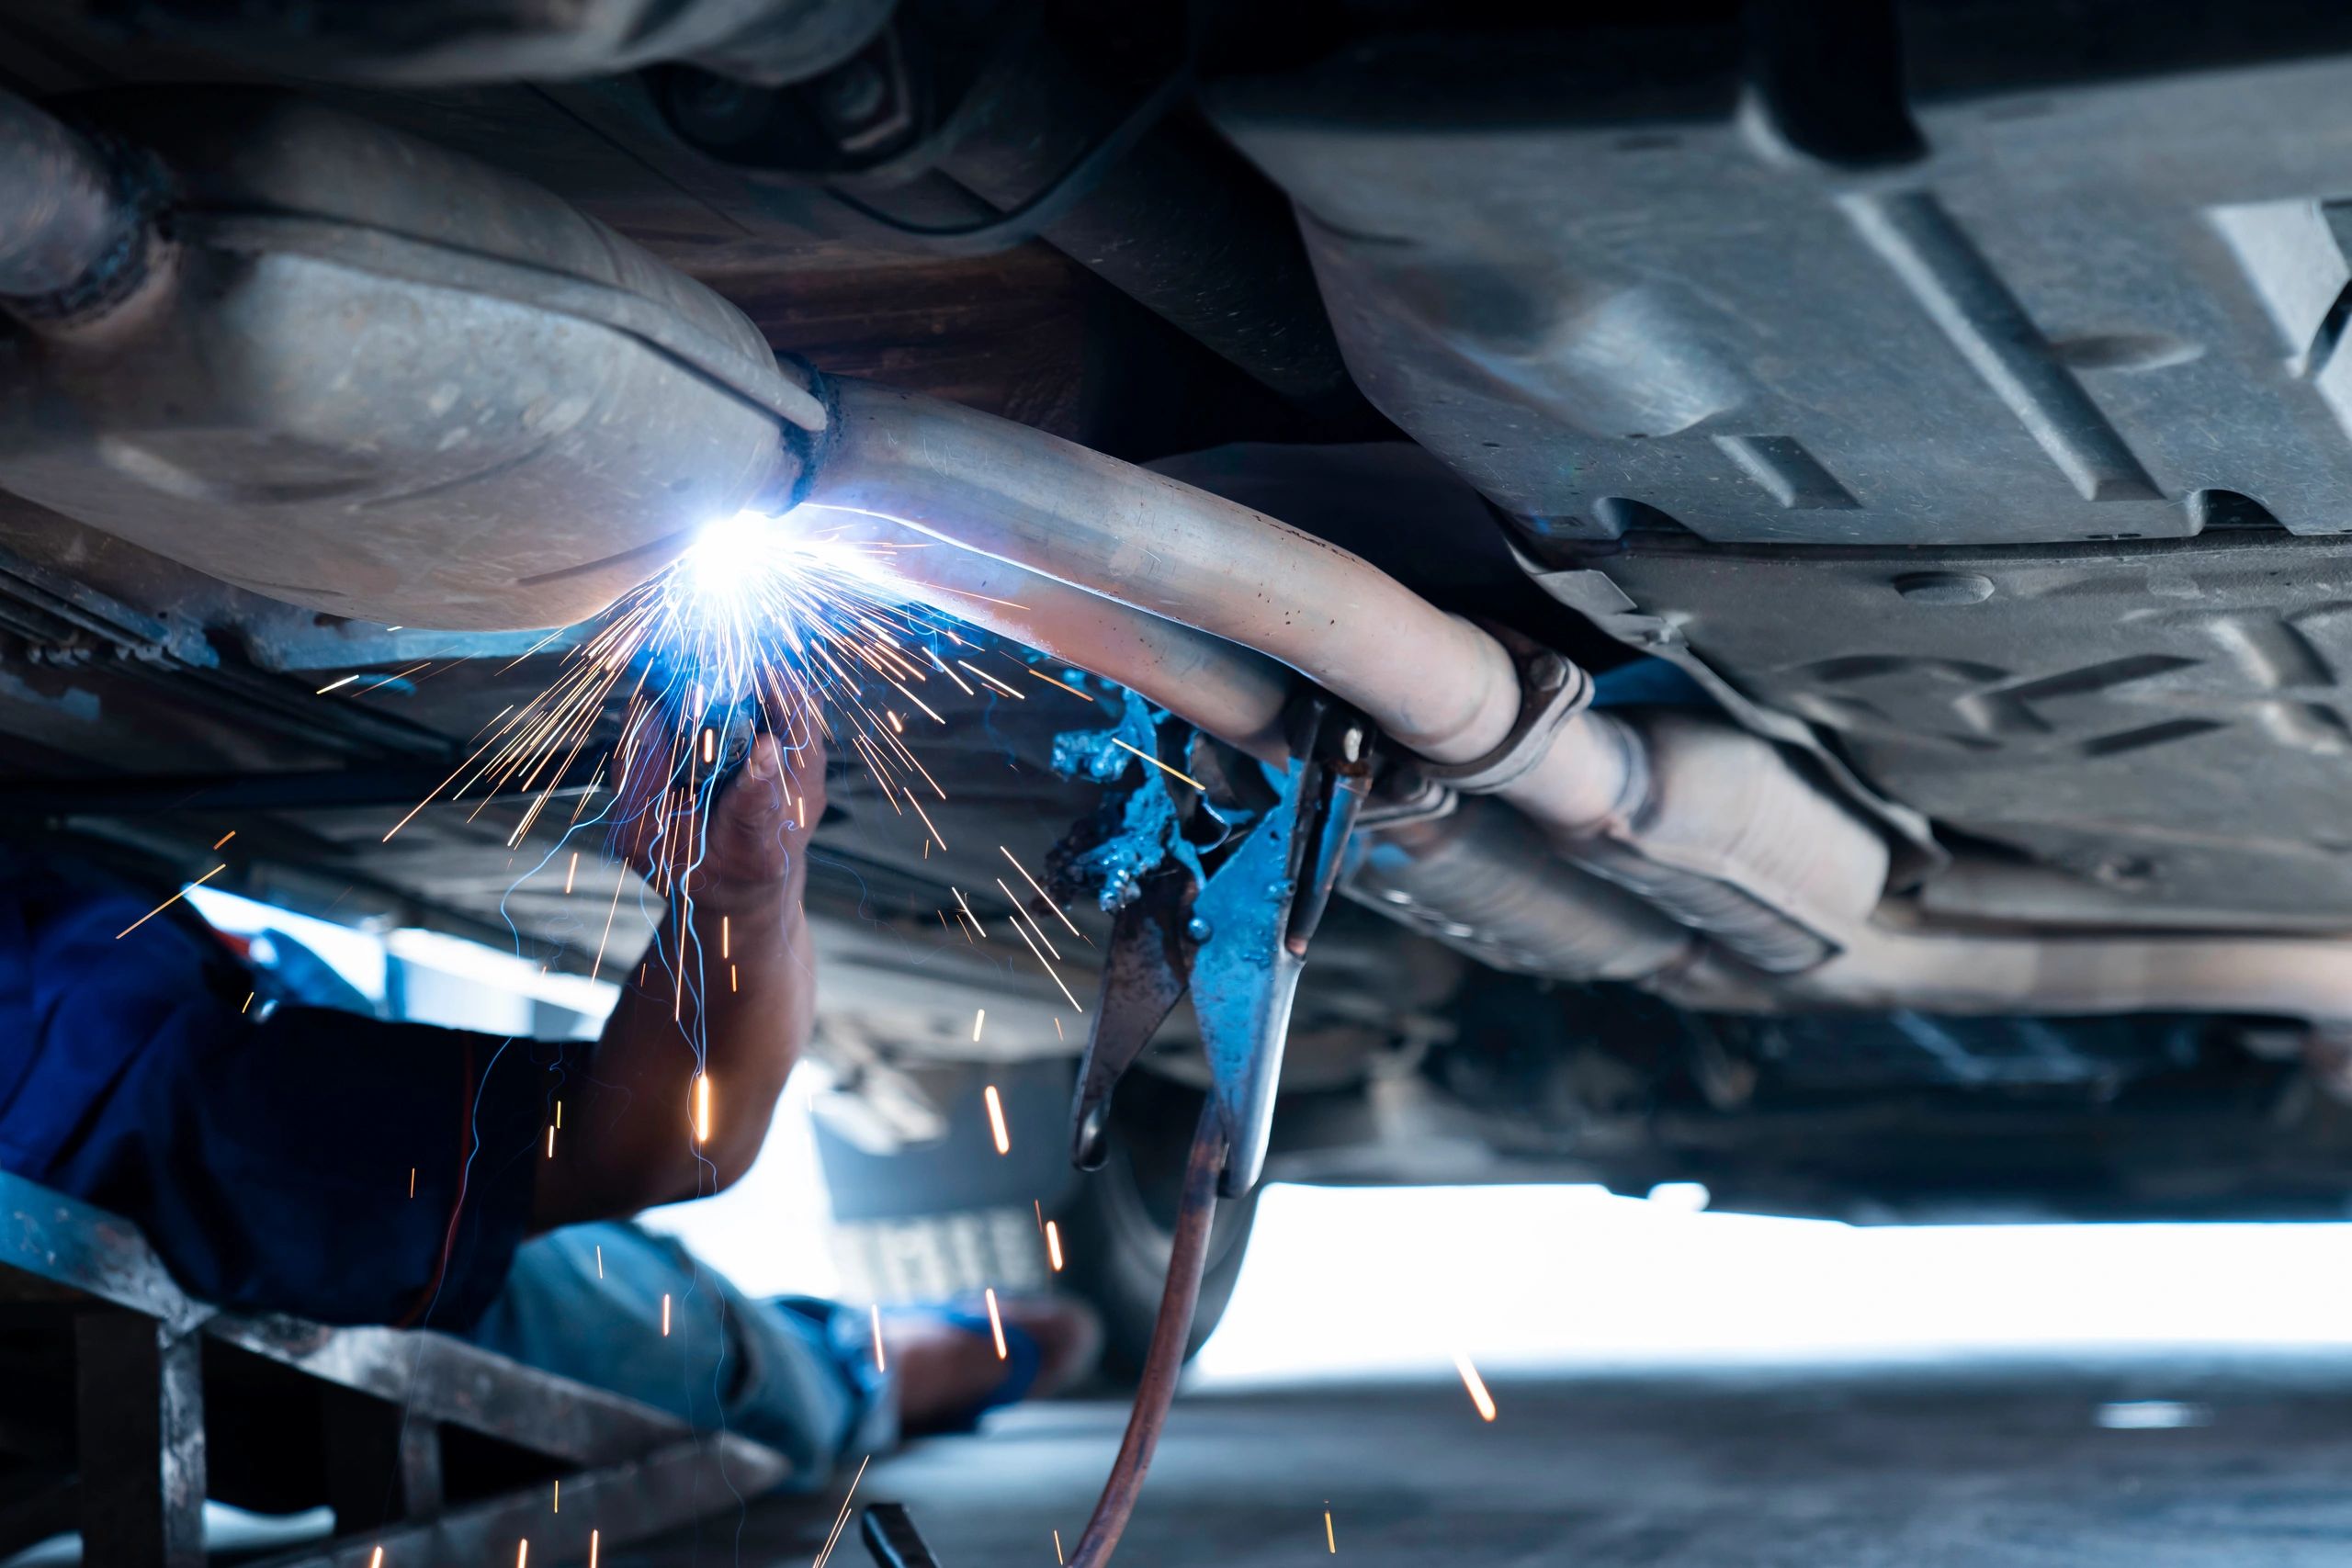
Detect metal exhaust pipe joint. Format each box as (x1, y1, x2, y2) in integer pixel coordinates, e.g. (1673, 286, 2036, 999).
(796, 376, 1885, 973)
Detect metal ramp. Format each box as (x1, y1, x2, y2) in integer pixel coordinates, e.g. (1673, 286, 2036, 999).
(0, 1170, 790, 1566)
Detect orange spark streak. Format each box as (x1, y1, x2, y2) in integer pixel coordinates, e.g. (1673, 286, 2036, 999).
(1110, 737, 1204, 791)
(984, 1085, 1011, 1156)
(1001, 845, 1081, 936)
(997, 877, 1061, 960)
(1046, 1220, 1064, 1272)
(985, 1288, 1009, 1360)
(958, 660, 1024, 698)
(1024, 665, 1094, 700)
(210, 829, 237, 850)
(810, 1455, 871, 1568)
(904, 787, 946, 849)
(117, 864, 224, 939)
(1453, 1352, 1498, 1422)
(1005, 917, 1085, 1011)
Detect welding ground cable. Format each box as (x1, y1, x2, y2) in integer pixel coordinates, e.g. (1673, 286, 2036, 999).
(866, 1099, 1227, 1567)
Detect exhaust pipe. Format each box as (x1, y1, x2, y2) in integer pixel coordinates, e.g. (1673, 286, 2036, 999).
(1668, 921, 2352, 1021)
(799, 378, 1888, 973)
(797, 379, 2352, 1023)
(0, 91, 141, 307)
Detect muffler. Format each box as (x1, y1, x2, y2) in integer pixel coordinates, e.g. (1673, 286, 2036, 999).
(0, 88, 821, 633)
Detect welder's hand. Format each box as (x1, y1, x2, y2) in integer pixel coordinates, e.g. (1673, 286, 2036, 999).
(693, 732, 826, 913)
(613, 731, 827, 916)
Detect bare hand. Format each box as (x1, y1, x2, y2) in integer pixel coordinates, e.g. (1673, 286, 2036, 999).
(613, 730, 827, 916)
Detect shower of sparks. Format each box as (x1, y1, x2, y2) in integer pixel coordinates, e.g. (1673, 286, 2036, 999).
(376, 508, 1094, 1107)
(116, 864, 225, 939)
(984, 1084, 1012, 1155)
(871, 1303, 887, 1372)
(810, 1455, 872, 1568)
(694, 1072, 712, 1144)
(1109, 736, 1203, 791)
(1453, 1351, 1498, 1422)
(662, 1293, 672, 1337)
(985, 1287, 1009, 1360)
(973, 1007, 986, 1042)
(1326, 1507, 1336, 1553)
(1046, 1219, 1064, 1272)
(381, 510, 961, 885)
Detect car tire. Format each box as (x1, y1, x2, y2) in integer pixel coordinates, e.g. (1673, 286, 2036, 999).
(1055, 1075, 1260, 1381)
(817, 1066, 1258, 1382)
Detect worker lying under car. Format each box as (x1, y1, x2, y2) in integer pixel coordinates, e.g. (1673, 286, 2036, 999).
(0, 731, 1097, 1487)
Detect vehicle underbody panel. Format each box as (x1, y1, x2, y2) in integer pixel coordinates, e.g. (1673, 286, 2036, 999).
(12, 2, 2352, 1224)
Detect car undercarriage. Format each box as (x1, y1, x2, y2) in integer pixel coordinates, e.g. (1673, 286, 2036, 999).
(11, 1, 2352, 1397)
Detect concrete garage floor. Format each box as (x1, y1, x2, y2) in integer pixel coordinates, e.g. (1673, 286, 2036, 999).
(632, 1350, 2352, 1566)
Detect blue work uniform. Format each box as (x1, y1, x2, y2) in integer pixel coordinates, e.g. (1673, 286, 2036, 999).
(0, 848, 887, 1488)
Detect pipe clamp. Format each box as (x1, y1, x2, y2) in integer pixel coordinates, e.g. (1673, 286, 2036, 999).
(1412, 628, 1593, 795)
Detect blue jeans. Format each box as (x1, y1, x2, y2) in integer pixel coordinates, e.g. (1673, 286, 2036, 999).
(464, 1222, 895, 1493)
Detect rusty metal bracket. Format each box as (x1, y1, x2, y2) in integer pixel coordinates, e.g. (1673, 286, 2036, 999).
(0, 1170, 787, 1566)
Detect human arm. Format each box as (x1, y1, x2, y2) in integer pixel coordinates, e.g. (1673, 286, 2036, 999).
(533, 730, 825, 1227)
